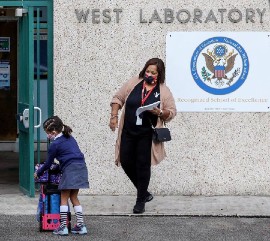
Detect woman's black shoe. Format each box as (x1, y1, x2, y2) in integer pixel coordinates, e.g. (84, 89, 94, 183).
(145, 193, 153, 202)
(133, 201, 145, 214)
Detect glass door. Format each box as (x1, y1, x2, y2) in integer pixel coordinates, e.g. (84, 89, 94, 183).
(0, 1, 53, 197)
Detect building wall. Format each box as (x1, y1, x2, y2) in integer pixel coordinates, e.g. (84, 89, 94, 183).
(54, 0, 270, 195)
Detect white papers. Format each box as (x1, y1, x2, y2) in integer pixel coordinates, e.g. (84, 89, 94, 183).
(136, 101, 160, 125)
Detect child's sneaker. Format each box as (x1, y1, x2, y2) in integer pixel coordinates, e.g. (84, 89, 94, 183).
(53, 226, 68, 236)
(71, 224, 87, 235)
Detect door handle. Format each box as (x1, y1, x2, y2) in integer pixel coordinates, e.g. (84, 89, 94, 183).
(18, 107, 42, 128)
(34, 107, 42, 128)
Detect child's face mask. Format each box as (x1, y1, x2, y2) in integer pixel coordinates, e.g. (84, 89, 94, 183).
(47, 133, 56, 140)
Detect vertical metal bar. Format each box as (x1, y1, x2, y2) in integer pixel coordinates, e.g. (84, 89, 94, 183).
(28, 6, 35, 197)
(36, 7, 41, 164)
(47, 1, 54, 117)
(20, 10, 29, 191)
(18, 16, 24, 190)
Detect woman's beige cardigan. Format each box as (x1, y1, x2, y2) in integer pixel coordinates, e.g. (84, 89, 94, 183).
(110, 76, 177, 166)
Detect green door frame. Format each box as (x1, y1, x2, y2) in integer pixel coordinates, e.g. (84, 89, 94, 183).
(0, 0, 53, 197)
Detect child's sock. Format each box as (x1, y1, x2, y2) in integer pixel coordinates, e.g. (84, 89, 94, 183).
(60, 205, 69, 228)
(74, 205, 84, 227)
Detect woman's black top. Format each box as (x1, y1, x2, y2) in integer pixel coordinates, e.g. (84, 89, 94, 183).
(123, 80, 160, 136)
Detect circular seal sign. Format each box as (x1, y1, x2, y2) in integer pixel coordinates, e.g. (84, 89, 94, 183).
(190, 37, 249, 95)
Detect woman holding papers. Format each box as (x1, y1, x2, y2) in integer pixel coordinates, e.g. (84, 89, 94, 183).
(109, 58, 176, 214)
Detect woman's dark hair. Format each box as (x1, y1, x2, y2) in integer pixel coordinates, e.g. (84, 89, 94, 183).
(139, 58, 166, 84)
(43, 116, 72, 137)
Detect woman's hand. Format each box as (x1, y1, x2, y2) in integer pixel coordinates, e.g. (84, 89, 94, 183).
(149, 108, 170, 120)
(109, 115, 118, 131)
(109, 104, 120, 132)
(149, 107, 162, 116)
(34, 173, 38, 179)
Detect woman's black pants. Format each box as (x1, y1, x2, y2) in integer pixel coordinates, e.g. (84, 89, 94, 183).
(120, 129, 152, 202)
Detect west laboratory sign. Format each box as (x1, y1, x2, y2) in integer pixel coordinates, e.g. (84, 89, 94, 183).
(75, 8, 266, 24)
(166, 32, 270, 112)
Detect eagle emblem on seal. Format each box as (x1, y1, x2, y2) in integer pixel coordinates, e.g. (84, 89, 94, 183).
(201, 44, 240, 87)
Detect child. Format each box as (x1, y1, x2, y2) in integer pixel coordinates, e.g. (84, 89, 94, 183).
(34, 116, 89, 236)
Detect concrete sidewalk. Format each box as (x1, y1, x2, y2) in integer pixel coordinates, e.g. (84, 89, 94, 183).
(1, 185, 270, 216)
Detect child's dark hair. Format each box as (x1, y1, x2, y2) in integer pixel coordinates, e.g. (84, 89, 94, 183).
(43, 116, 72, 137)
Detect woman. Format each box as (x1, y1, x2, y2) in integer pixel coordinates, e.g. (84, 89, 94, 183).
(109, 58, 176, 214)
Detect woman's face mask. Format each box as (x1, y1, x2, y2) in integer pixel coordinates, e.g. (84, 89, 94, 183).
(143, 74, 156, 85)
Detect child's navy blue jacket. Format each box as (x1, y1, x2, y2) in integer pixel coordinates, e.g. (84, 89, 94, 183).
(37, 135, 85, 177)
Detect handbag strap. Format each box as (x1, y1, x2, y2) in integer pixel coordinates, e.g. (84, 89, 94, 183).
(148, 117, 165, 130)
(148, 118, 155, 130)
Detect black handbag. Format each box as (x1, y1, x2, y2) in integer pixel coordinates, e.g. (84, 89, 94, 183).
(152, 127, 171, 142)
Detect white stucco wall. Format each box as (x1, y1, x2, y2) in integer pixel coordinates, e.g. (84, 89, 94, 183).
(53, 0, 270, 195)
